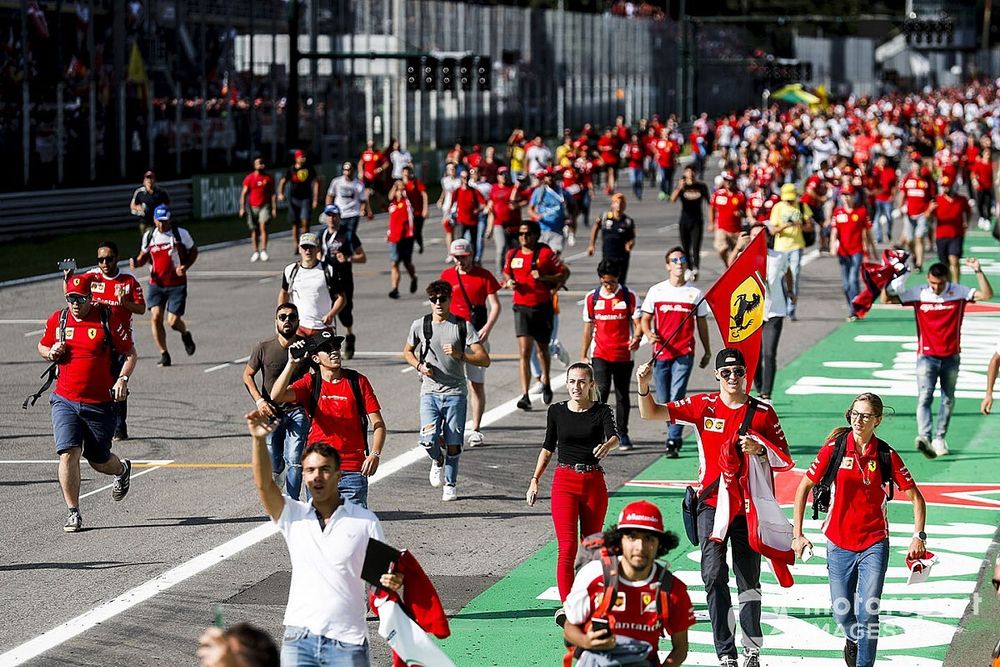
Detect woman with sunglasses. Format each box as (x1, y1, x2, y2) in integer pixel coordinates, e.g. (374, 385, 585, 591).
(791, 392, 926, 667)
(526, 363, 619, 610)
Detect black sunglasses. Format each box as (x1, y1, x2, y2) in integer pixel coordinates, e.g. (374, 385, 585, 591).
(719, 367, 746, 379)
(97, 256, 116, 264)
(276, 313, 299, 322)
(428, 295, 450, 304)
(66, 294, 90, 304)
(518, 231, 534, 237)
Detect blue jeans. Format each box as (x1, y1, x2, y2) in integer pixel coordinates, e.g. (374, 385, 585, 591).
(267, 406, 310, 501)
(338, 471, 368, 509)
(340, 215, 360, 247)
(916, 354, 960, 440)
(654, 354, 694, 444)
(281, 626, 369, 667)
(838, 252, 863, 315)
(873, 201, 894, 243)
(630, 167, 644, 199)
(781, 248, 803, 319)
(827, 539, 890, 667)
(658, 165, 675, 195)
(475, 213, 488, 264)
(419, 393, 467, 486)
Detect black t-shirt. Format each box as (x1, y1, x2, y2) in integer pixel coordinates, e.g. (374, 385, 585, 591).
(131, 186, 171, 223)
(677, 181, 710, 222)
(285, 164, 318, 200)
(597, 213, 635, 260)
(320, 226, 360, 282)
(247, 337, 310, 406)
(543, 401, 617, 466)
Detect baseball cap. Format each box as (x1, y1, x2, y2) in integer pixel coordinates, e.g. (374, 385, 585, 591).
(449, 239, 472, 257)
(497, 166, 510, 174)
(780, 183, 798, 202)
(143, 170, 156, 179)
(323, 203, 341, 217)
(715, 347, 746, 369)
(299, 232, 319, 248)
(617, 500, 666, 536)
(341, 161, 353, 170)
(153, 204, 171, 221)
(294, 149, 305, 159)
(65, 274, 94, 296)
(723, 173, 736, 182)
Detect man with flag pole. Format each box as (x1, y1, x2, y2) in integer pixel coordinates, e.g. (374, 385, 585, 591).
(636, 230, 796, 667)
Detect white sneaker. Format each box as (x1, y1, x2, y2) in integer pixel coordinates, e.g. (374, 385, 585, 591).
(915, 434, 935, 459)
(567, 231, 577, 247)
(442, 484, 457, 501)
(259, 249, 269, 262)
(931, 437, 949, 457)
(684, 268, 695, 282)
(429, 460, 443, 488)
(250, 251, 260, 262)
(467, 430, 485, 447)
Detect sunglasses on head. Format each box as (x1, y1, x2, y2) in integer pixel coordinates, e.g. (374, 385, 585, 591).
(719, 367, 746, 379)
(428, 295, 450, 304)
(66, 294, 89, 304)
(97, 256, 116, 264)
(276, 313, 299, 322)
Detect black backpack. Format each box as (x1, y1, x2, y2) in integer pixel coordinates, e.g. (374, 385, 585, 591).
(286, 261, 343, 301)
(417, 314, 468, 366)
(308, 368, 370, 452)
(811, 431, 895, 519)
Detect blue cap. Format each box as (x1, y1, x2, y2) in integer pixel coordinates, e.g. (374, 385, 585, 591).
(323, 204, 340, 217)
(153, 205, 171, 221)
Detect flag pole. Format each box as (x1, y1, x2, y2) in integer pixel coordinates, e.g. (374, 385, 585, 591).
(647, 295, 707, 365)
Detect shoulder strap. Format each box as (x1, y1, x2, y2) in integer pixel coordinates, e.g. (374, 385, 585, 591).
(655, 563, 675, 619)
(739, 396, 759, 436)
(877, 439, 895, 501)
(419, 314, 434, 363)
(454, 270, 475, 317)
(141, 228, 154, 252)
(820, 431, 851, 490)
(98, 305, 113, 348)
(591, 549, 619, 620)
(322, 263, 339, 298)
(58, 307, 69, 343)
(587, 286, 600, 320)
(458, 318, 468, 352)
(309, 368, 322, 417)
(343, 369, 371, 452)
(287, 262, 301, 293)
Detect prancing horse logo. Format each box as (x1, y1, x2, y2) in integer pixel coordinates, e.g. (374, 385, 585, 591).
(728, 276, 764, 343)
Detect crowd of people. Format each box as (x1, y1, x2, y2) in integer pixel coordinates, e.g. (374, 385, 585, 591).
(31, 80, 1000, 667)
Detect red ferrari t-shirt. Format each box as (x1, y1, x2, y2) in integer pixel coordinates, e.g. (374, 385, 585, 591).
(898, 282, 975, 357)
(806, 433, 916, 551)
(564, 560, 696, 651)
(901, 175, 931, 217)
(440, 265, 500, 323)
(291, 372, 381, 472)
(41, 307, 132, 404)
(831, 207, 870, 257)
(654, 138, 678, 168)
(598, 136, 618, 166)
(971, 160, 994, 192)
(933, 195, 969, 240)
(403, 179, 427, 216)
(489, 184, 519, 228)
(87, 269, 145, 322)
(242, 172, 274, 208)
(360, 149, 383, 181)
(666, 394, 789, 507)
(504, 244, 564, 307)
(454, 187, 485, 227)
(874, 165, 896, 202)
(387, 200, 414, 243)
(711, 189, 746, 233)
(584, 286, 639, 363)
(626, 144, 645, 169)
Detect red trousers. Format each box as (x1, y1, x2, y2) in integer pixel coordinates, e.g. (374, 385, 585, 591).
(551, 466, 609, 601)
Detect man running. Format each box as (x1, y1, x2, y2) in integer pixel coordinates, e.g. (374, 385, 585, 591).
(129, 170, 170, 233)
(239, 156, 277, 262)
(278, 232, 345, 336)
(277, 149, 320, 251)
(131, 205, 197, 367)
(325, 161, 369, 245)
(671, 165, 711, 280)
(318, 204, 366, 359)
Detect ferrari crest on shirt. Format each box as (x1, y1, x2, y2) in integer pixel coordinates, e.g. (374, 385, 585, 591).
(88, 328, 98, 340)
(868, 460, 878, 472)
(641, 592, 655, 613)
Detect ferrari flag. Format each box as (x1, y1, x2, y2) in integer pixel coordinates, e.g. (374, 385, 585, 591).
(704, 232, 767, 390)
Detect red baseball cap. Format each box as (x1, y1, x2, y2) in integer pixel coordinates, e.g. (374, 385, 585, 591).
(617, 500, 665, 535)
(65, 274, 94, 296)
(294, 149, 305, 159)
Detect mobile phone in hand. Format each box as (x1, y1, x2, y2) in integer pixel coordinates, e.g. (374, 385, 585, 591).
(591, 617, 610, 634)
(58, 259, 77, 271)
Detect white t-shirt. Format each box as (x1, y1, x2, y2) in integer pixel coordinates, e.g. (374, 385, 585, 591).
(277, 497, 384, 644)
(439, 175, 461, 213)
(326, 177, 367, 218)
(390, 150, 413, 179)
(282, 262, 334, 330)
(525, 144, 552, 174)
(764, 249, 789, 321)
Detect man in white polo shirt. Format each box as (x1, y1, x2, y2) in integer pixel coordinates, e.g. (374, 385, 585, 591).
(246, 410, 402, 666)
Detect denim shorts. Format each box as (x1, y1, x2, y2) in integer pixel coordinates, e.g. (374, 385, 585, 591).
(51, 393, 115, 464)
(389, 237, 415, 264)
(146, 283, 187, 316)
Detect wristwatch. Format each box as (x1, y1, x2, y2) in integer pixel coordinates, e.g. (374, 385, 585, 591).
(118, 375, 130, 383)
(371, 451, 381, 458)
(913, 531, 927, 542)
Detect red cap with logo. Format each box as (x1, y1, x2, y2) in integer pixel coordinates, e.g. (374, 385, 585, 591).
(65, 274, 94, 296)
(294, 149, 305, 159)
(617, 500, 665, 535)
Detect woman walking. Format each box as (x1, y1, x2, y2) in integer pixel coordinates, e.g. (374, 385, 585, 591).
(791, 392, 927, 667)
(526, 363, 619, 606)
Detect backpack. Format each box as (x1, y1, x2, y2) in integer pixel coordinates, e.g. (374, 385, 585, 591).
(503, 244, 544, 278)
(286, 261, 342, 301)
(23, 305, 116, 409)
(811, 431, 895, 520)
(586, 286, 634, 321)
(308, 367, 370, 452)
(418, 314, 468, 365)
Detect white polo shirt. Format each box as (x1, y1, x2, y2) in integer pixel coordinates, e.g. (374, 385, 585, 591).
(276, 497, 385, 644)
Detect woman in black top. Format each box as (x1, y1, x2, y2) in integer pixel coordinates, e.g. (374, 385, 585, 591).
(526, 362, 619, 604)
(671, 165, 711, 278)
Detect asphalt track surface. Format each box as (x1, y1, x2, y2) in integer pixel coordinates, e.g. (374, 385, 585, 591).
(1, 179, 856, 666)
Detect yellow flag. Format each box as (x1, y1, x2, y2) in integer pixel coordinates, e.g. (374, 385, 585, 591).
(127, 42, 147, 85)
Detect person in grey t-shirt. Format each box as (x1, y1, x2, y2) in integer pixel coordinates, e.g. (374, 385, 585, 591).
(403, 280, 490, 501)
(324, 161, 369, 246)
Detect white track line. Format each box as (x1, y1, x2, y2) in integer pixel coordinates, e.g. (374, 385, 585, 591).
(22, 329, 45, 337)
(203, 363, 231, 374)
(78, 461, 174, 500)
(0, 373, 570, 666)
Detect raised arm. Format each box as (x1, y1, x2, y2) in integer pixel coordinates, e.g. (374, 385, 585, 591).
(247, 410, 284, 520)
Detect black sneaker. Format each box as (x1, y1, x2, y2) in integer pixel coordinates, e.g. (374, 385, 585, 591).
(843, 640, 857, 667)
(112, 458, 132, 501)
(344, 334, 356, 360)
(112, 427, 129, 442)
(743, 649, 760, 667)
(516, 394, 532, 411)
(181, 331, 196, 355)
(541, 384, 554, 405)
(554, 607, 567, 627)
(64, 508, 83, 533)
(158, 351, 172, 367)
(665, 447, 680, 459)
(388, 288, 400, 299)
(409, 276, 418, 294)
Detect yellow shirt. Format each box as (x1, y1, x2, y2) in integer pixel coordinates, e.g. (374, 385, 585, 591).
(510, 145, 526, 172)
(769, 200, 813, 252)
